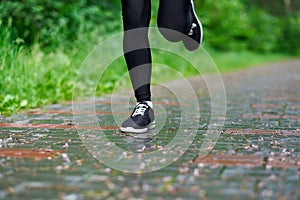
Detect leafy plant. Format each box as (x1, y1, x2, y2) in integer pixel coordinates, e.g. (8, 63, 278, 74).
(0, 0, 121, 47)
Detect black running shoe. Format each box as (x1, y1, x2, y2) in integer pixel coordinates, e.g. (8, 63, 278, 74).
(120, 101, 155, 133)
(183, 0, 203, 51)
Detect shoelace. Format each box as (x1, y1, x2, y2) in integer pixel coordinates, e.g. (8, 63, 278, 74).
(132, 103, 149, 117)
(188, 23, 197, 36)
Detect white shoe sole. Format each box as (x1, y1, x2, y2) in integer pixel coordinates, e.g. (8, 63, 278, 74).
(120, 121, 156, 133)
(190, 0, 203, 44)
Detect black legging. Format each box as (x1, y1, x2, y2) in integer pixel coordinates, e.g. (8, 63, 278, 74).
(121, 0, 191, 102)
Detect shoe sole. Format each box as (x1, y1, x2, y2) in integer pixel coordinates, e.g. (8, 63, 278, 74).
(190, 0, 203, 44)
(183, 0, 203, 51)
(120, 121, 156, 134)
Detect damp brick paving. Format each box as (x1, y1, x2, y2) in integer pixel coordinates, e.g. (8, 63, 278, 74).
(0, 60, 300, 199)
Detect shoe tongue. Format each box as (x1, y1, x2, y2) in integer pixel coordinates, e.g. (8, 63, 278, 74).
(137, 101, 153, 108)
(137, 103, 148, 109)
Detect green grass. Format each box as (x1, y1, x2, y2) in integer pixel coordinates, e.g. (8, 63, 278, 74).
(0, 27, 291, 116)
(207, 48, 289, 73)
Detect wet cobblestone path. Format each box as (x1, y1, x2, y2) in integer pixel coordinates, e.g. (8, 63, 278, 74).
(0, 60, 300, 200)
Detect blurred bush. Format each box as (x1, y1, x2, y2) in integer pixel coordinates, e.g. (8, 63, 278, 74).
(0, 0, 299, 54)
(195, 0, 300, 54)
(0, 0, 121, 47)
(198, 0, 252, 51)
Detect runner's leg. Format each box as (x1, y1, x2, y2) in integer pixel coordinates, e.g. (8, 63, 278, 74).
(121, 0, 152, 102)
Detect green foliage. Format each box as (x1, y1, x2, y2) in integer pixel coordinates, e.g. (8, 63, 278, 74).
(247, 8, 282, 52)
(194, 0, 300, 54)
(0, 25, 77, 114)
(279, 16, 300, 54)
(0, 0, 121, 47)
(198, 0, 252, 51)
(1, 0, 299, 53)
